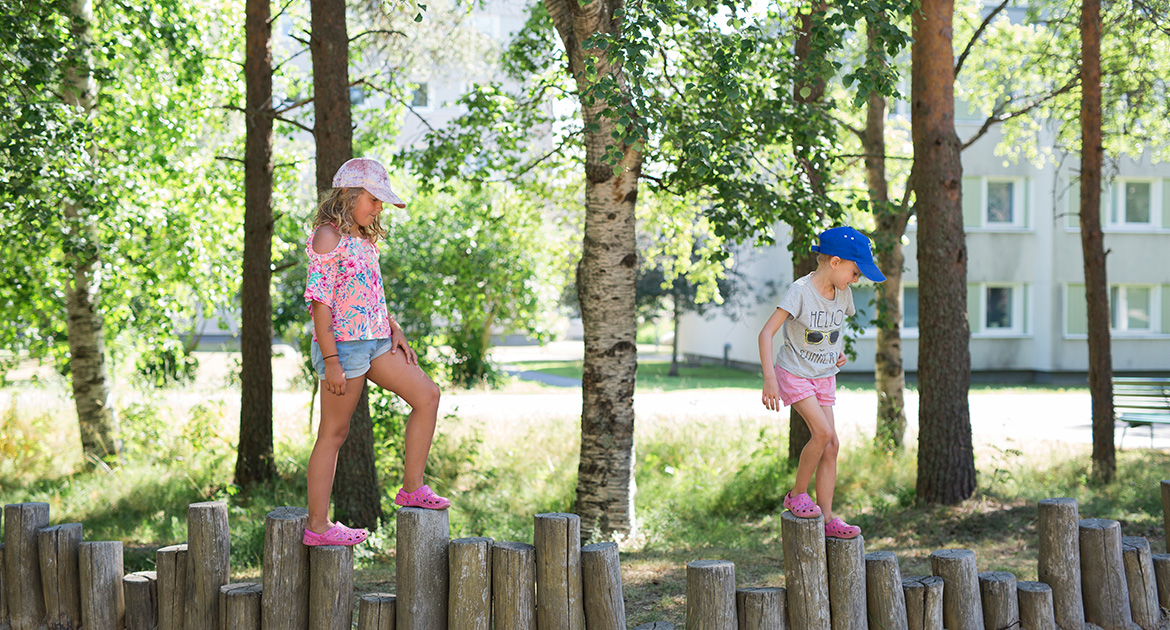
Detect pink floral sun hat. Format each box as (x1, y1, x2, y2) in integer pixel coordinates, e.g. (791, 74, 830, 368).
(331, 157, 406, 208)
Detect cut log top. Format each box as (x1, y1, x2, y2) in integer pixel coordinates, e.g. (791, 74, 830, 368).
(266, 506, 309, 521)
(1078, 518, 1120, 530)
(902, 575, 944, 588)
(687, 560, 735, 571)
(1017, 581, 1053, 594)
(930, 549, 976, 561)
(221, 583, 263, 596)
(866, 550, 897, 562)
(1121, 537, 1150, 552)
(1038, 497, 1078, 508)
(494, 541, 536, 552)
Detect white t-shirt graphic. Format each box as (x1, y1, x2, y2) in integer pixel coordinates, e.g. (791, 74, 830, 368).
(774, 273, 855, 379)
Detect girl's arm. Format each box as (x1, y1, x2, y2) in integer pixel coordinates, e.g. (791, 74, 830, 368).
(311, 301, 348, 396)
(758, 308, 791, 411)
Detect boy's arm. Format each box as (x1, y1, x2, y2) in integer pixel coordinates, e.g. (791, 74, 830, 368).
(311, 301, 347, 396)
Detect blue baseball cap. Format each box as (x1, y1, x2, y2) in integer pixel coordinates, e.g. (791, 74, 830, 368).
(811, 226, 886, 282)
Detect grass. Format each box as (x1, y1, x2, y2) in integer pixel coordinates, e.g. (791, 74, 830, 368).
(512, 359, 767, 391)
(0, 352, 1161, 627)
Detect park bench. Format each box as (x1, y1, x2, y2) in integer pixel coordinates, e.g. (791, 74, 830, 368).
(1114, 376, 1170, 448)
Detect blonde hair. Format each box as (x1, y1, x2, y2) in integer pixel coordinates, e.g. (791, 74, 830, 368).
(311, 187, 388, 243)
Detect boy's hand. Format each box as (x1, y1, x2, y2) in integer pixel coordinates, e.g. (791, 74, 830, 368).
(324, 361, 347, 396)
(836, 353, 847, 368)
(762, 378, 783, 411)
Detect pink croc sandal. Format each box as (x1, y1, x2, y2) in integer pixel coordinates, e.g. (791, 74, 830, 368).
(825, 517, 861, 539)
(783, 491, 823, 518)
(302, 522, 369, 547)
(395, 484, 450, 510)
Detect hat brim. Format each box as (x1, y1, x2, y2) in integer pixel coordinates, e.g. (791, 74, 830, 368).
(367, 184, 406, 208)
(858, 260, 886, 283)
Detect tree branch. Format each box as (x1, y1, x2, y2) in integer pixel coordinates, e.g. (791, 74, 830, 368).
(274, 46, 310, 72)
(216, 155, 244, 164)
(275, 115, 315, 135)
(489, 130, 583, 183)
(361, 79, 438, 133)
(955, 0, 1011, 79)
(960, 77, 1077, 151)
(268, 0, 298, 25)
(349, 29, 407, 43)
(826, 112, 865, 140)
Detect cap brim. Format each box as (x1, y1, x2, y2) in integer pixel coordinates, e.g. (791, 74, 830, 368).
(858, 260, 886, 283)
(367, 184, 406, 208)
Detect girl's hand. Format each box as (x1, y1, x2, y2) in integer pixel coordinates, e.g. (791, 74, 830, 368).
(324, 360, 347, 396)
(762, 378, 783, 412)
(392, 332, 418, 365)
(836, 353, 847, 368)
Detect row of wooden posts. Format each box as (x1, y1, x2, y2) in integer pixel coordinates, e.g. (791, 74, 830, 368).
(1, 481, 1169, 630)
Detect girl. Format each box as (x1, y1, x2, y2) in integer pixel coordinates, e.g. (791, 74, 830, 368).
(757, 226, 885, 540)
(302, 157, 449, 547)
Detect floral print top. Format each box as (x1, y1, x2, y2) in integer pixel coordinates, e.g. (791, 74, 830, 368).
(304, 227, 391, 342)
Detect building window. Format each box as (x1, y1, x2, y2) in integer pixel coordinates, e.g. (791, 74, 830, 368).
(963, 176, 1027, 229)
(411, 83, 429, 109)
(904, 286, 919, 330)
(1111, 285, 1152, 333)
(986, 180, 1015, 224)
(849, 285, 918, 335)
(1108, 179, 1159, 228)
(976, 283, 1026, 335)
(986, 286, 1014, 329)
(349, 86, 365, 106)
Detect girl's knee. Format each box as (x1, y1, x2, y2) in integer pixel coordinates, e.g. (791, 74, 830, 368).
(421, 382, 440, 411)
(824, 437, 840, 458)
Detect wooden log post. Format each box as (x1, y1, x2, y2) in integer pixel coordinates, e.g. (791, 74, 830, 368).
(397, 507, 449, 630)
(685, 560, 736, 630)
(1017, 581, 1056, 630)
(581, 543, 625, 630)
(864, 551, 907, 630)
(1079, 518, 1134, 630)
(825, 537, 866, 630)
(219, 583, 261, 630)
(929, 549, 982, 630)
(735, 587, 787, 630)
(1161, 480, 1169, 553)
(534, 513, 584, 630)
(1120, 537, 1160, 630)
(1, 542, 8, 630)
(449, 537, 492, 630)
(357, 593, 396, 630)
(1153, 554, 1170, 617)
(185, 501, 230, 630)
(262, 507, 309, 630)
(977, 571, 1018, 630)
(634, 623, 676, 630)
(492, 542, 536, 630)
(781, 512, 829, 630)
(4, 502, 50, 630)
(123, 571, 157, 630)
(901, 576, 943, 630)
(38, 522, 83, 630)
(155, 544, 187, 630)
(308, 546, 353, 630)
(79, 541, 124, 630)
(1037, 498, 1085, 630)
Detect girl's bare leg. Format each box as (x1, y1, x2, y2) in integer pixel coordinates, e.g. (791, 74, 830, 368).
(813, 405, 839, 522)
(365, 349, 441, 491)
(789, 396, 838, 517)
(307, 376, 365, 533)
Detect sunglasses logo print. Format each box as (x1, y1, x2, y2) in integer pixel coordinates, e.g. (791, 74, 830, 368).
(804, 328, 841, 345)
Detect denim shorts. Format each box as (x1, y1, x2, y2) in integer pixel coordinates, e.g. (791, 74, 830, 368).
(311, 337, 393, 380)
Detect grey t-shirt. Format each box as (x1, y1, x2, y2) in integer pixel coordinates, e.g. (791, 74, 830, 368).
(774, 273, 855, 379)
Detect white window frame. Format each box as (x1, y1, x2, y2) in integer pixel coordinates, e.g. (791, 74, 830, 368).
(410, 82, 432, 112)
(978, 283, 1027, 336)
(1110, 284, 1158, 335)
(1107, 178, 1161, 230)
(983, 177, 1026, 228)
(849, 284, 920, 339)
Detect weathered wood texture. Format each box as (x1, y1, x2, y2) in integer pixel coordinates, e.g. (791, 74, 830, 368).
(781, 512, 830, 630)
(1017, 581, 1056, 630)
(38, 522, 83, 629)
(185, 501, 230, 630)
(1038, 498, 1085, 630)
(1, 543, 8, 630)
(1153, 554, 1170, 616)
(865, 551, 907, 630)
(685, 560, 736, 630)
(397, 507, 449, 630)
(4, 502, 50, 630)
(448, 537, 491, 630)
(930, 549, 982, 630)
(1162, 480, 1169, 553)
(357, 593, 396, 630)
(977, 571, 1018, 630)
(492, 542, 536, 630)
(219, 583, 261, 630)
(123, 571, 157, 630)
(735, 587, 787, 630)
(1079, 518, 1134, 630)
(826, 536, 866, 630)
(534, 513, 584, 630)
(155, 544, 187, 630)
(633, 623, 676, 630)
(902, 575, 943, 630)
(79, 540, 124, 630)
(308, 545, 353, 630)
(1120, 537, 1160, 630)
(581, 542, 625, 630)
(261, 507, 309, 630)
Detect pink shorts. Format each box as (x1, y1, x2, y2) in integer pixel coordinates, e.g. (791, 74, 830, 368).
(774, 366, 836, 407)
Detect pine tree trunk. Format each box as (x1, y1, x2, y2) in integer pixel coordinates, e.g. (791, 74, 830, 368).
(63, 0, 119, 460)
(669, 292, 680, 377)
(911, 0, 975, 504)
(236, 0, 276, 486)
(310, 0, 379, 528)
(864, 24, 909, 451)
(1079, 0, 1114, 484)
(545, 0, 642, 542)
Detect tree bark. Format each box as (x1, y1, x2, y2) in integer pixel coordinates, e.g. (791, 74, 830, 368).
(669, 292, 680, 377)
(1079, 0, 1114, 485)
(309, 0, 380, 529)
(911, 0, 975, 504)
(864, 23, 909, 451)
(63, 0, 119, 461)
(545, 0, 643, 542)
(236, 0, 276, 487)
